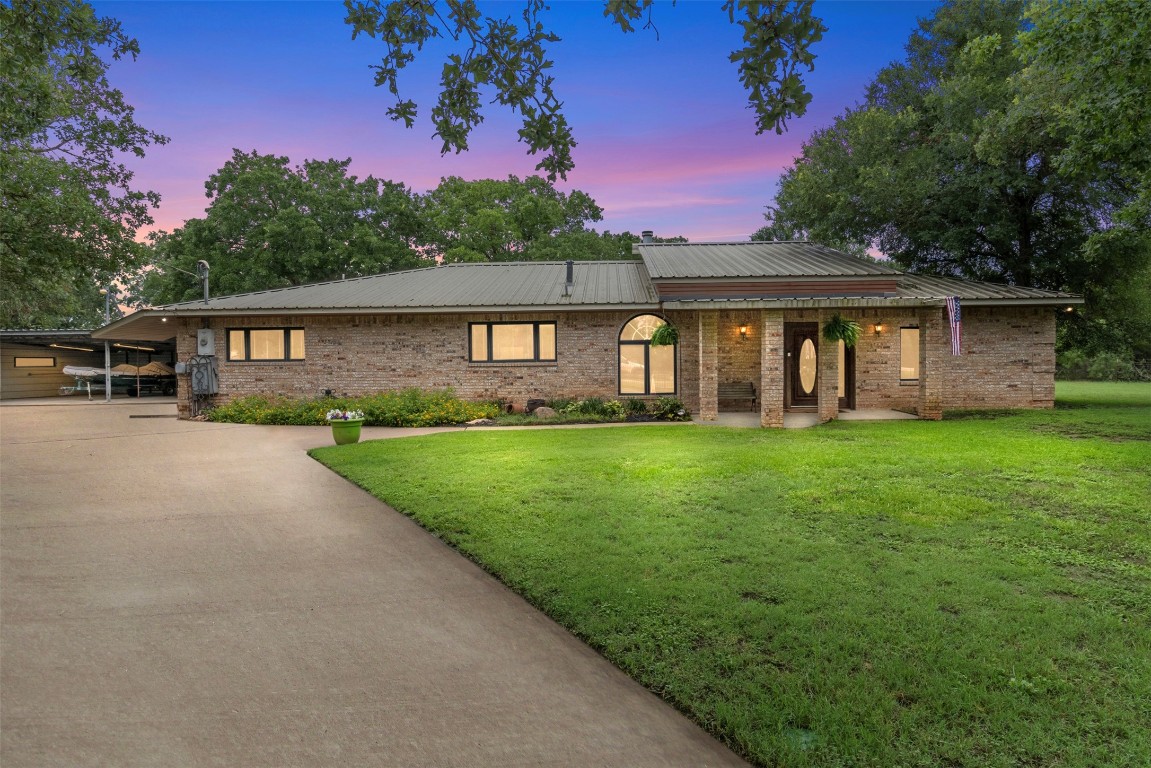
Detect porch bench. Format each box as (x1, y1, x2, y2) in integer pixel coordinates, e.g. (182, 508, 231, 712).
(718, 381, 757, 408)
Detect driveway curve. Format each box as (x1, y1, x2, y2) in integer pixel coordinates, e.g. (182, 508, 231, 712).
(1, 401, 746, 767)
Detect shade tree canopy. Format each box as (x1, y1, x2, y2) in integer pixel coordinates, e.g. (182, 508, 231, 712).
(138, 150, 428, 305)
(136, 157, 687, 306)
(0, 0, 168, 328)
(344, 0, 825, 179)
(767, 0, 1151, 357)
(418, 174, 605, 262)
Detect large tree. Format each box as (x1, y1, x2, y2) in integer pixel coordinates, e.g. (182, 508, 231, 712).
(0, 0, 168, 328)
(769, 0, 1151, 356)
(344, 0, 825, 179)
(1017, 0, 1151, 231)
(417, 174, 606, 262)
(139, 150, 427, 305)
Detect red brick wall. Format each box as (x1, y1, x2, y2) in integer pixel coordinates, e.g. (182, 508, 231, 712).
(940, 306, 1056, 409)
(176, 309, 703, 415)
(717, 310, 761, 410)
(172, 304, 1054, 420)
(780, 306, 1056, 413)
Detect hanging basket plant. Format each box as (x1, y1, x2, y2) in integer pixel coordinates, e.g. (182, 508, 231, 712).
(649, 322, 679, 347)
(822, 314, 861, 347)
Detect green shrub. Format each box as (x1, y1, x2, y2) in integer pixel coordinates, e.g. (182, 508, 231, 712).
(623, 398, 648, 415)
(558, 397, 617, 417)
(650, 397, 691, 421)
(207, 389, 500, 427)
(1057, 350, 1144, 381)
(546, 397, 576, 412)
(497, 396, 635, 425)
(1086, 352, 1136, 381)
(1056, 349, 1090, 380)
(603, 399, 626, 419)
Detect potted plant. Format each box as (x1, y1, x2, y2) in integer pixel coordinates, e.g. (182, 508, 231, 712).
(326, 408, 365, 445)
(649, 322, 679, 347)
(822, 314, 861, 347)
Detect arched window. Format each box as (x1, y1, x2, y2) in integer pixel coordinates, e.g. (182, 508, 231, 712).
(619, 314, 676, 395)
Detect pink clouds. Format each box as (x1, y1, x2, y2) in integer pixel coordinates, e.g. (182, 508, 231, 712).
(99, 0, 933, 247)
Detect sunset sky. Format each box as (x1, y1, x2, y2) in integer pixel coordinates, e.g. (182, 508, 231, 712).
(93, 0, 939, 243)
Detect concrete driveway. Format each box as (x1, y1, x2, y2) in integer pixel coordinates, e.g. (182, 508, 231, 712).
(0, 401, 747, 767)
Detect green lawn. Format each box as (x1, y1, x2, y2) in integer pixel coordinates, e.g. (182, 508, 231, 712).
(312, 382, 1151, 767)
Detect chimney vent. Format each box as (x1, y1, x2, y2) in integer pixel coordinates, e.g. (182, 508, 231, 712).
(564, 259, 574, 296)
(641, 230, 654, 243)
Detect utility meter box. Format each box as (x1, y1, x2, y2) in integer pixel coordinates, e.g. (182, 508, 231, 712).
(196, 328, 216, 356)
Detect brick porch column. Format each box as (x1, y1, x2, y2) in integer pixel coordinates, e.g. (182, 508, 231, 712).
(698, 311, 718, 421)
(760, 309, 784, 428)
(817, 310, 840, 423)
(918, 306, 945, 420)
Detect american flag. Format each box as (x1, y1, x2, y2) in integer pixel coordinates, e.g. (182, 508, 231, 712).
(945, 296, 962, 356)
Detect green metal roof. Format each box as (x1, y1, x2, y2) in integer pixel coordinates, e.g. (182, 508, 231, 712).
(635, 241, 902, 279)
(895, 273, 1080, 303)
(93, 244, 1082, 342)
(660, 272, 1083, 309)
(159, 260, 659, 312)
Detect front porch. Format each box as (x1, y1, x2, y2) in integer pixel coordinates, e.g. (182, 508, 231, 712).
(688, 307, 947, 428)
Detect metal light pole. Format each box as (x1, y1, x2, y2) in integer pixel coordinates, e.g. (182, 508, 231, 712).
(100, 288, 111, 403)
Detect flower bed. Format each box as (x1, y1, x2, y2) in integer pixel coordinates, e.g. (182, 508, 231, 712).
(206, 389, 500, 427)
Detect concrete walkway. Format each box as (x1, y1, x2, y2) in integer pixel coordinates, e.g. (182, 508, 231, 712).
(0, 402, 747, 767)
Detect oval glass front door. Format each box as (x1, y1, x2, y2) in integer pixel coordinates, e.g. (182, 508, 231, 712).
(799, 338, 817, 394)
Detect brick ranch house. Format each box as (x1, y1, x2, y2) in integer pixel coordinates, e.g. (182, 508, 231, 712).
(93, 242, 1081, 427)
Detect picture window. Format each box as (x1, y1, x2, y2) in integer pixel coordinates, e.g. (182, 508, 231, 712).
(469, 322, 556, 363)
(227, 328, 305, 361)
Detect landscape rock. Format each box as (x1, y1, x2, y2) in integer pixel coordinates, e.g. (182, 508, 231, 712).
(466, 418, 496, 426)
(532, 406, 557, 419)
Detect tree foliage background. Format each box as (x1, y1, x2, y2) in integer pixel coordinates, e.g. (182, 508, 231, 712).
(766, 0, 1151, 360)
(137, 161, 679, 306)
(1, 0, 168, 328)
(138, 150, 428, 304)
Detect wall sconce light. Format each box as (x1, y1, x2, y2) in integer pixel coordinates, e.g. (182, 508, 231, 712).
(739, 324, 749, 339)
(874, 322, 885, 334)
(114, 343, 155, 352)
(50, 343, 95, 352)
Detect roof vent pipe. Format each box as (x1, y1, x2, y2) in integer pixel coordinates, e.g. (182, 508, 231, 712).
(641, 230, 654, 243)
(196, 260, 210, 303)
(564, 259, 574, 297)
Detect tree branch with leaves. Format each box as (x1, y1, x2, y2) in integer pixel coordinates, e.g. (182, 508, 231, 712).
(344, 0, 824, 180)
(1, 0, 169, 328)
